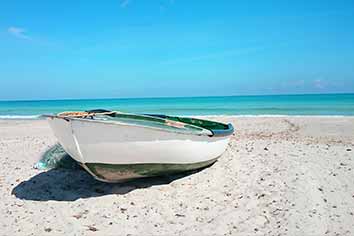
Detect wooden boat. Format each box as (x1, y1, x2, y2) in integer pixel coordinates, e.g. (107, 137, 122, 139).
(44, 110, 234, 182)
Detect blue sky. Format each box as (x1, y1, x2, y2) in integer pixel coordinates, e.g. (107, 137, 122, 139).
(1, 0, 354, 100)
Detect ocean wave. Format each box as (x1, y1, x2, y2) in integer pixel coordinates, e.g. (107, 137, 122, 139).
(0, 115, 41, 119)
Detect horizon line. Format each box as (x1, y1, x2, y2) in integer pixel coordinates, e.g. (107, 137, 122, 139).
(0, 92, 353, 102)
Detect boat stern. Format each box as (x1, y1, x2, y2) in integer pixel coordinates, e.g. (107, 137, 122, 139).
(45, 116, 84, 163)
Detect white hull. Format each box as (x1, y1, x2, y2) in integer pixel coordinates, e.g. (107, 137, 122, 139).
(47, 117, 230, 165)
(46, 114, 232, 182)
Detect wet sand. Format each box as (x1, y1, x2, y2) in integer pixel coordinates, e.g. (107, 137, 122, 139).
(0, 116, 353, 235)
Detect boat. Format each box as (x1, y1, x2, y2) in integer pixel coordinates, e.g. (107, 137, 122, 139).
(44, 110, 234, 182)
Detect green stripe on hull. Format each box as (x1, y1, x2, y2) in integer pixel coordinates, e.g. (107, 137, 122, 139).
(83, 158, 218, 182)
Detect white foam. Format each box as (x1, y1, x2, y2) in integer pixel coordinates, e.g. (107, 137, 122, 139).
(193, 114, 350, 118)
(0, 115, 41, 120)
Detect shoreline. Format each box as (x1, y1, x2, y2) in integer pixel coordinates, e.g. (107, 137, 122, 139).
(1, 92, 353, 102)
(1, 114, 354, 120)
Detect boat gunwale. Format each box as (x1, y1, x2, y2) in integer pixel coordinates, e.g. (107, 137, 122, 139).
(43, 112, 234, 137)
(43, 114, 215, 137)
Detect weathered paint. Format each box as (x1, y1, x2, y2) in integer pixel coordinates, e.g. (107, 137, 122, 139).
(83, 158, 218, 182)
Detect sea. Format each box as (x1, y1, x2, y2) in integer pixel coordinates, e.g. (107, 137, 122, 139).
(0, 93, 353, 119)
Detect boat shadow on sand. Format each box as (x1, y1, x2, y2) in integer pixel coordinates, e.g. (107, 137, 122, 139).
(12, 144, 208, 202)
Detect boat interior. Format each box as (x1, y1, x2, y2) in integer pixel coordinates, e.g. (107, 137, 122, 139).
(56, 109, 234, 137)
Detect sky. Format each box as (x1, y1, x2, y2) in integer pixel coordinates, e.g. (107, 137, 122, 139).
(1, 0, 354, 100)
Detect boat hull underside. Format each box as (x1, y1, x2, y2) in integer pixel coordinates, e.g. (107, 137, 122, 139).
(81, 158, 218, 182)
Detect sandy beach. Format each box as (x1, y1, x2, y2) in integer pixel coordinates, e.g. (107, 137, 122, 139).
(0, 116, 353, 235)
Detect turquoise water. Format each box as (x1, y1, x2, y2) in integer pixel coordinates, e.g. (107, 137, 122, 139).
(0, 94, 353, 119)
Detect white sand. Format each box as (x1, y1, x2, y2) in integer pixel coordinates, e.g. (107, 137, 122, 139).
(0, 117, 353, 235)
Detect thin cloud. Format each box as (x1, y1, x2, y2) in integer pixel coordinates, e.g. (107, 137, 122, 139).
(120, 0, 131, 8)
(8, 26, 31, 40)
(313, 79, 326, 89)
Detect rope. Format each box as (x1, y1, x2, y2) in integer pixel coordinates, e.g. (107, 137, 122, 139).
(58, 111, 115, 118)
